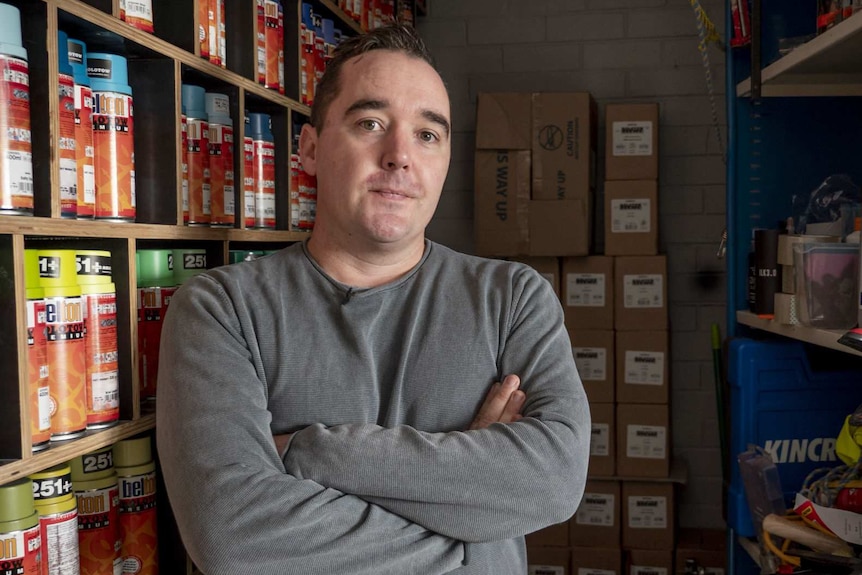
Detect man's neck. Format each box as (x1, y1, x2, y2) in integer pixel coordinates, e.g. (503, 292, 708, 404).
(306, 234, 426, 289)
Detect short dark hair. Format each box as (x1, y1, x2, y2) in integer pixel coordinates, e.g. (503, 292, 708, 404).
(310, 23, 438, 130)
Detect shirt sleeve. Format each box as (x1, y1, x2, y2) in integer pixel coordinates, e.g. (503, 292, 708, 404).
(155, 275, 466, 575)
(282, 268, 590, 543)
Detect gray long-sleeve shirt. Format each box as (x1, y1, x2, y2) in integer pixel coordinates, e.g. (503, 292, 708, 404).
(156, 240, 589, 575)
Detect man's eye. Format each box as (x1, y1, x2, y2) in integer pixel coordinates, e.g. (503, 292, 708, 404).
(419, 131, 438, 143)
(359, 119, 381, 131)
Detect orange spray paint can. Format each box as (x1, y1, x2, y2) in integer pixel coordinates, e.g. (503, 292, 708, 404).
(121, 0, 154, 34)
(0, 478, 42, 575)
(264, 0, 281, 92)
(181, 110, 188, 224)
(181, 84, 210, 226)
(198, 0, 209, 61)
(256, 0, 266, 84)
(67, 37, 96, 220)
(0, 3, 34, 216)
(248, 113, 275, 229)
(205, 92, 234, 227)
(31, 464, 79, 575)
(58, 31, 78, 219)
(242, 118, 255, 228)
(24, 250, 50, 452)
(38, 249, 87, 442)
(88, 53, 135, 221)
(72, 448, 122, 575)
(114, 438, 158, 575)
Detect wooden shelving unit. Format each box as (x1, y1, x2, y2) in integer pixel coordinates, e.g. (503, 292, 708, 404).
(736, 311, 862, 357)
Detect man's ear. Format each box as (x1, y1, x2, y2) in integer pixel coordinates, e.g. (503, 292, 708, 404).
(299, 123, 318, 177)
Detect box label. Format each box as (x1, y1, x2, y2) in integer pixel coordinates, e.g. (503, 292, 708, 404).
(626, 425, 666, 459)
(612, 121, 653, 156)
(579, 569, 616, 575)
(573, 347, 607, 381)
(624, 275, 663, 308)
(631, 566, 668, 575)
(624, 351, 665, 385)
(591, 423, 610, 456)
(628, 496, 667, 529)
(576, 492, 615, 527)
(530, 566, 565, 575)
(567, 273, 606, 307)
(611, 198, 651, 233)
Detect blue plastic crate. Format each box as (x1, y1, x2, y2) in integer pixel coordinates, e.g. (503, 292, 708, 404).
(728, 338, 862, 537)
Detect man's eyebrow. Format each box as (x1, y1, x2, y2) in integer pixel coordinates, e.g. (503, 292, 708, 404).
(422, 110, 451, 139)
(345, 98, 388, 116)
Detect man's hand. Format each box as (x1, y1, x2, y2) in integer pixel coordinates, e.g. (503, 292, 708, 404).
(468, 374, 525, 430)
(274, 433, 292, 458)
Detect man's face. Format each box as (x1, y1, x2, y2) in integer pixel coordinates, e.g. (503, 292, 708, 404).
(300, 50, 451, 251)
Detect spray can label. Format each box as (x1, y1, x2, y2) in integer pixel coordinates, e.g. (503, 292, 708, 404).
(138, 287, 176, 400)
(181, 114, 189, 224)
(39, 506, 78, 575)
(218, 0, 226, 69)
(243, 137, 255, 227)
(207, 0, 221, 67)
(253, 139, 276, 228)
(117, 472, 157, 575)
(198, 0, 209, 59)
(0, 525, 41, 575)
(299, 162, 316, 231)
(27, 299, 51, 449)
(44, 295, 87, 439)
(277, 3, 284, 94)
(74, 83, 96, 218)
(84, 292, 119, 428)
(186, 118, 211, 225)
(59, 73, 78, 218)
(0, 54, 34, 213)
(123, 0, 154, 34)
(208, 123, 235, 226)
(289, 151, 299, 230)
(76, 485, 121, 575)
(92, 90, 135, 220)
(264, 0, 280, 90)
(256, 0, 266, 84)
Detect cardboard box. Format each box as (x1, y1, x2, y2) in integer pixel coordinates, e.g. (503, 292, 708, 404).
(528, 546, 571, 575)
(514, 257, 561, 299)
(622, 482, 675, 550)
(563, 256, 614, 330)
(474, 150, 530, 257)
(614, 256, 667, 331)
(589, 402, 615, 477)
(476, 92, 532, 150)
(529, 200, 590, 256)
(532, 92, 597, 202)
(616, 404, 670, 478)
(615, 331, 669, 404)
(570, 480, 621, 548)
(604, 181, 659, 256)
(527, 521, 571, 548)
(571, 547, 622, 575)
(674, 529, 726, 575)
(605, 104, 659, 181)
(569, 330, 615, 403)
(627, 549, 674, 575)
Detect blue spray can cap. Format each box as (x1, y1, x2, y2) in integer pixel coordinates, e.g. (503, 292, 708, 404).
(87, 53, 132, 95)
(181, 84, 206, 120)
(247, 113, 273, 141)
(205, 92, 232, 126)
(57, 30, 73, 78)
(66, 37, 89, 86)
(0, 3, 27, 61)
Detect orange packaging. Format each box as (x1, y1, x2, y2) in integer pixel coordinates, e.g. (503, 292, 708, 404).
(123, 0, 154, 34)
(58, 72, 78, 218)
(44, 293, 87, 440)
(0, 54, 34, 214)
(256, 0, 266, 84)
(198, 0, 209, 60)
(207, 0, 220, 67)
(82, 289, 119, 429)
(253, 139, 276, 229)
(74, 83, 95, 219)
(181, 114, 189, 224)
(299, 161, 316, 230)
(289, 149, 300, 230)
(243, 136, 255, 228)
(117, 471, 157, 574)
(208, 123, 235, 227)
(186, 117, 211, 225)
(0, 524, 41, 574)
(92, 90, 135, 221)
(219, 0, 226, 69)
(26, 298, 51, 451)
(75, 483, 121, 575)
(277, 3, 285, 94)
(264, 0, 280, 91)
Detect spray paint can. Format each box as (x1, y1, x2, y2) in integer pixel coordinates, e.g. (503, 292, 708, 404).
(67, 37, 95, 220)
(264, 0, 281, 92)
(300, 3, 315, 105)
(171, 248, 207, 285)
(180, 106, 188, 224)
(289, 130, 300, 231)
(248, 113, 275, 229)
(72, 447, 122, 575)
(88, 53, 135, 221)
(113, 438, 158, 575)
(242, 115, 255, 228)
(0, 3, 33, 216)
(31, 464, 78, 575)
(24, 250, 51, 452)
(256, 0, 266, 84)
(181, 85, 210, 226)
(121, 0, 154, 34)
(198, 0, 208, 61)
(76, 250, 119, 429)
(57, 31, 78, 219)
(136, 250, 175, 402)
(205, 92, 234, 227)
(38, 249, 87, 442)
(0, 478, 41, 574)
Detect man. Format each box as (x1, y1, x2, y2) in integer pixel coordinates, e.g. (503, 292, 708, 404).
(157, 24, 589, 575)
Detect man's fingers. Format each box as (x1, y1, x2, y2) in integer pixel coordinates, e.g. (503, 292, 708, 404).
(468, 375, 522, 430)
(499, 390, 526, 424)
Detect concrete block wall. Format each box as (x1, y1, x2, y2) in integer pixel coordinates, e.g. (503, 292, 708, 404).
(418, 0, 728, 529)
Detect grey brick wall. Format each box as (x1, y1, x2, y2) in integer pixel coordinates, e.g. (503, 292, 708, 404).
(419, 0, 728, 530)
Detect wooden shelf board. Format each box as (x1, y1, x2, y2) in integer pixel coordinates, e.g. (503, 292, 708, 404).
(590, 458, 688, 485)
(737, 12, 862, 97)
(0, 415, 155, 486)
(736, 310, 862, 357)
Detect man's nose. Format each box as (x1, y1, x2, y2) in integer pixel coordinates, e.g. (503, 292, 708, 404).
(381, 128, 411, 171)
